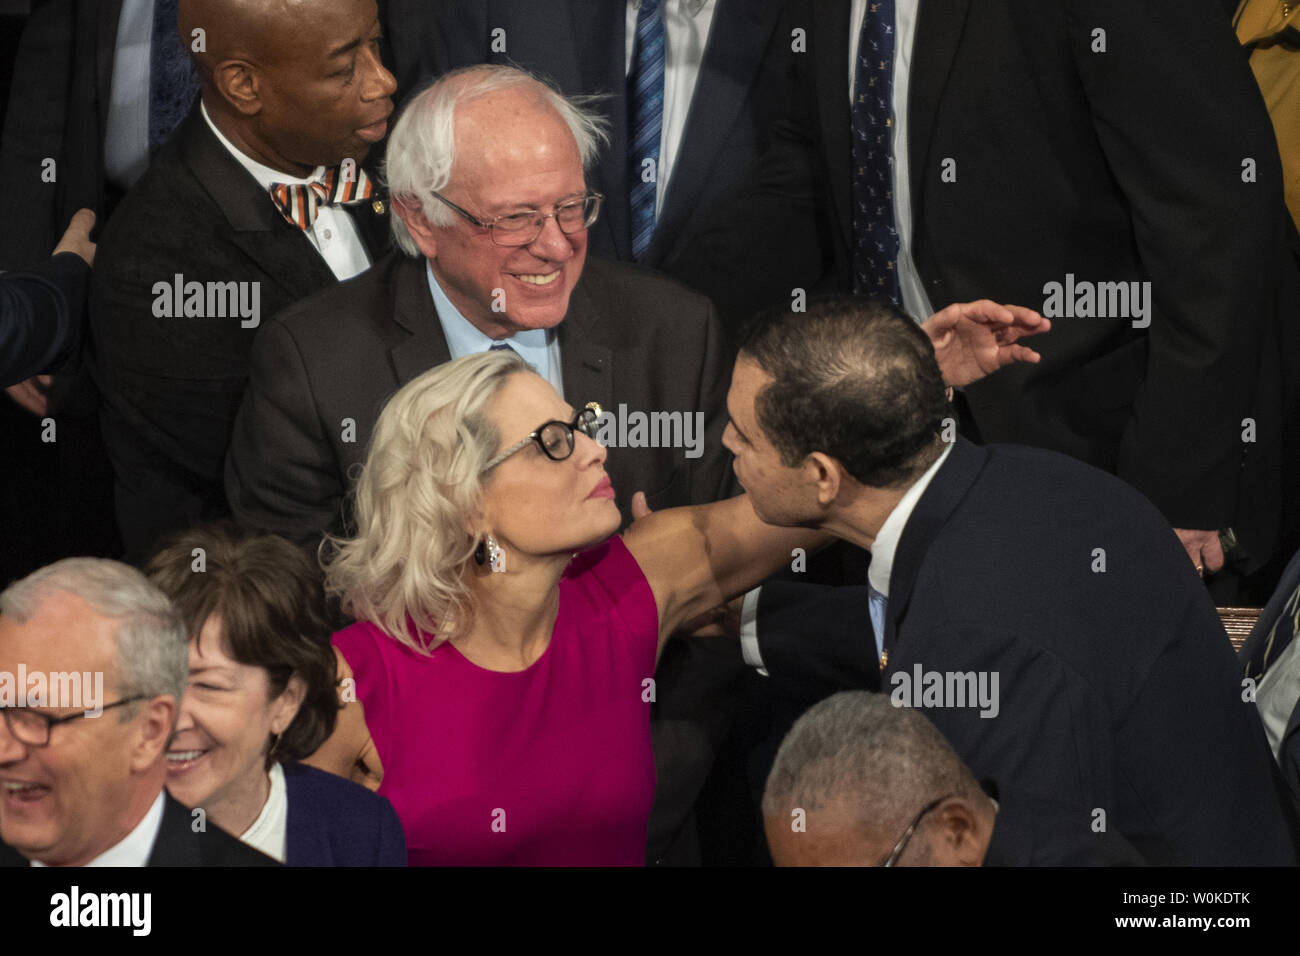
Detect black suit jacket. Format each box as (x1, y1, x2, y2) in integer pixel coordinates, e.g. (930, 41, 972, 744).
(0, 792, 278, 867)
(686, 0, 1289, 564)
(88, 103, 389, 563)
(0, 0, 122, 270)
(757, 438, 1296, 866)
(225, 252, 736, 545)
(384, 0, 785, 281)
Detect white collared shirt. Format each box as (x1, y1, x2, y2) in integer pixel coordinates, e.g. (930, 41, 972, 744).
(624, 0, 719, 219)
(200, 103, 371, 281)
(30, 790, 165, 867)
(425, 262, 564, 398)
(240, 761, 288, 864)
(848, 0, 934, 322)
(741, 442, 954, 670)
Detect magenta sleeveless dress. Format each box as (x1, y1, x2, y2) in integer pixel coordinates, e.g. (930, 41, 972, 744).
(332, 536, 659, 866)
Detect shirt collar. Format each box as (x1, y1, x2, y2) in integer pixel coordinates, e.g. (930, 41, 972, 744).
(30, 789, 166, 867)
(632, 0, 709, 16)
(867, 442, 954, 598)
(424, 261, 552, 360)
(200, 101, 326, 191)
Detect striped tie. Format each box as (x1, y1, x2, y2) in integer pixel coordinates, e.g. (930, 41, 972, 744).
(268, 165, 374, 232)
(627, 0, 665, 261)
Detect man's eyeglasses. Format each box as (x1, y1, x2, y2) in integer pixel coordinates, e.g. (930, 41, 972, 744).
(1, 696, 148, 748)
(882, 794, 952, 867)
(429, 191, 603, 246)
(482, 402, 603, 472)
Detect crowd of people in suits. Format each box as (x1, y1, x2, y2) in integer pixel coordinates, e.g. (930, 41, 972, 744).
(1, 0, 1299, 867)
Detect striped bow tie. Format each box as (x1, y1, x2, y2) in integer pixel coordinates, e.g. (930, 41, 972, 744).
(268, 165, 374, 231)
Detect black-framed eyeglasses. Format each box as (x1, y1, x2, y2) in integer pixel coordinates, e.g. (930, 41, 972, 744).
(882, 794, 952, 867)
(1, 695, 148, 748)
(429, 190, 603, 246)
(482, 402, 603, 471)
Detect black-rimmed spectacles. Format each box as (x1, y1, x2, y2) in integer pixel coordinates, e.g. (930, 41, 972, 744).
(2, 695, 149, 748)
(429, 191, 603, 246)
(882, 794, 952, 867)
(482, 402, 603, 471)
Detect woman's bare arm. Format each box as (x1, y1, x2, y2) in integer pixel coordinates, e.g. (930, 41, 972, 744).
(622, 493, 831, 653)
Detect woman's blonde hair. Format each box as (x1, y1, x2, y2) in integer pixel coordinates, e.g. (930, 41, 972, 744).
(321, 349, 531, 654)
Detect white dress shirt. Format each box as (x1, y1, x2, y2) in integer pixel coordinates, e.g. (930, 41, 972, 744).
(30, 789, 166, 867)
(625, 0, 719, 219)
(240, 761, 288, 864)
(425, 262, 564, 398)
(740, 442, 954, 670)
(848, 0, 934, 322)
(103, 0, 154, 192)
(200, 103, 371, 281)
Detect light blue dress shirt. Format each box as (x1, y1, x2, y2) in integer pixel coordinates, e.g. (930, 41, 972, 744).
(425, 263, 564, 398)
(103, 0, 154, 192)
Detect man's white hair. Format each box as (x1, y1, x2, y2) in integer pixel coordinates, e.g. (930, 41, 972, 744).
(383, 63, 610, 256)
(0, 558, 188, 714)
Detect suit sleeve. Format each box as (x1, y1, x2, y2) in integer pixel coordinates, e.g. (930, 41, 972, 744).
(0, 253, 87, 386)
(687, 296, 742, 504)
(1066, 1, 1287, 529)
(755, 581, 880, 694)
(226, 319, 348, 550)
(373, 796, 408, 866)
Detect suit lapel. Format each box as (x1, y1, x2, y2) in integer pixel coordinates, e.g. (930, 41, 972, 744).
(648, 0, 783, 265)
(883, 438, 985, 656)
(95, 0, 124, 124)
(574, 0, 633, 260)
(814, 0, 854, 256)
(389, 257, 453, 385)
(146, 794, 201, 866)
(344, 193, 392, 260)
(178, 105, 337, 300)
(907, 0, 972, 241)
(557, 269, 614, 409)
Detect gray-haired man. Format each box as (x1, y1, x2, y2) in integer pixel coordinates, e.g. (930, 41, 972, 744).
(0, 558, 275, 866)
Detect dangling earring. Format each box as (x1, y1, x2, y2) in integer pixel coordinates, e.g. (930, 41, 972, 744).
(487, 534, 506, 573)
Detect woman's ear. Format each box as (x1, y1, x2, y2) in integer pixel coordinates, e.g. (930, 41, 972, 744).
(270, 673, 308, 736)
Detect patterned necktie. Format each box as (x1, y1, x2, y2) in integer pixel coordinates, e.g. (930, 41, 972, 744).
(488, 343, 517, 354)
(268, 165, 374, 232)
(149, 0, 201, 151)
(627, 0, 666, 262)
(869, 584, 889, 670)
(851, 0, 900, 303)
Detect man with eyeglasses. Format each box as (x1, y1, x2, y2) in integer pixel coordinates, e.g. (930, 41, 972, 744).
(0, 558, 276, 866)
(763, 692, 1147, 866)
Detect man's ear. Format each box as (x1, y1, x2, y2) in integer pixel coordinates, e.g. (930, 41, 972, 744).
(806, 452, 844, 507)
(394, 199, 440, 259)
(212, 59, 262, 117)
(930, 797, 988, 867)
(130, 695, 177, 773)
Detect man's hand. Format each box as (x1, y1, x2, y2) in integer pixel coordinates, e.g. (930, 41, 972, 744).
(923, 300, 1050, 387)
(1174, 528, 1224, 578)
(52, 208, 96, 266)
(5, 375, 55, 417)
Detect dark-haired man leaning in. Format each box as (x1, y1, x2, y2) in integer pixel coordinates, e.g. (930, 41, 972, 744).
(727, 295, 1297, 866)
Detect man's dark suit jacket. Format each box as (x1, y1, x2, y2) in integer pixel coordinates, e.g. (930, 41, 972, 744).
(0, 0, 122, 270)
(0, 792, 278, 867)
(225, 252, 735, 543)
(683, 0, 1290, 567)
(1239, 546, 1300, 810)
(382, 0, 788, 326)
(0, 252, 88, 387)
(756, 438, 1296, 866)
(281, 762, 407, 866)
(89, 103, 389, 563)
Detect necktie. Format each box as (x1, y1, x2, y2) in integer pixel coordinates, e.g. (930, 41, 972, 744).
(149, 0, 201, 151)
(869, 584, 889, 670)
(488, 343, 517, 354)
(1246, 577, 1300, 682)
(627, 0, 666, 262)
(268, 165, 374, 232)
(851, 0, 900, 303)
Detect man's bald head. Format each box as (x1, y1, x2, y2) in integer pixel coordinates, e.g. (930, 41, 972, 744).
(178, 0, 396, 176)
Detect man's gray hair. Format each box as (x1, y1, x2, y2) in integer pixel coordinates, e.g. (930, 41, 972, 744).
(383, 63, 610, 256)
(0, 558, 188, 716)
(762, 691, 982, 836)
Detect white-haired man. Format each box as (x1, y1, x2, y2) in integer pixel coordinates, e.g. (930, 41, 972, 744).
(0, 558, 276, 866)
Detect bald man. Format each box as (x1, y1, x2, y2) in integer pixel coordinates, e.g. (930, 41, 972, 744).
(88, 0, 397, 562)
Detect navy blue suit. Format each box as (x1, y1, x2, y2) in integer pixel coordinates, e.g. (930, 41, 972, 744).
(282, 763, 406, 867)
(757, 438, 1296, 865)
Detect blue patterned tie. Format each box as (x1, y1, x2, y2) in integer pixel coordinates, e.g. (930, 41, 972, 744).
(149, 0, 201, 151)
(488, 343, 517, 354)
(851, 1, 900, 303)
(627, 0, 665, 262)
